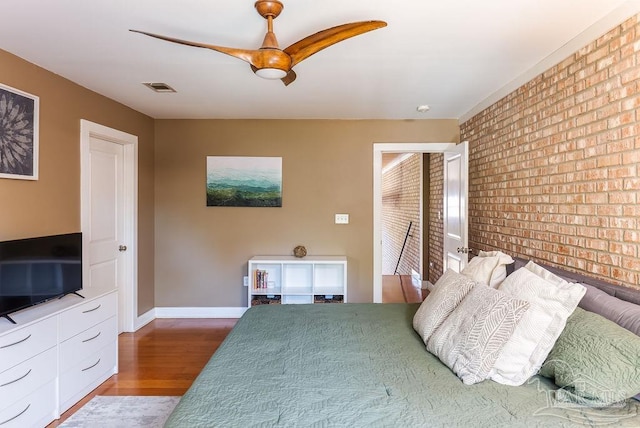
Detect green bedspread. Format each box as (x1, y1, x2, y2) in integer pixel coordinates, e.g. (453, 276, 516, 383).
(165, 303, 640, 427)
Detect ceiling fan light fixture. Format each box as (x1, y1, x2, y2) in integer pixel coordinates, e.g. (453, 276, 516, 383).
(255, 67, 288, 79)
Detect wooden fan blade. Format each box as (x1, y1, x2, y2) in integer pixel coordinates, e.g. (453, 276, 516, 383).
(130, 29, 259, 65)
(283, 21, 386, 67)
(281, 70, 297, 86)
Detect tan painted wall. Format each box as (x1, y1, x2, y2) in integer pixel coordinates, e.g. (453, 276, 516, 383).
(0, 49, 156, 315)
(154, 119, 459, 306)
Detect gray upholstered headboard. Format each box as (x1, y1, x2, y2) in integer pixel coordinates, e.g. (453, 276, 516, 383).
(509, 257, 640, 336)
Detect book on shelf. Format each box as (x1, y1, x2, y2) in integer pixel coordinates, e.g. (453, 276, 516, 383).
(254, 269, 269, 289)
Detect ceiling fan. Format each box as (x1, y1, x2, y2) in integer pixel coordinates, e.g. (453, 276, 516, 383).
(130, 0, 386, 86)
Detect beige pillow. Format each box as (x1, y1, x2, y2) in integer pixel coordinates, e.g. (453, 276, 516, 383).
(412, 269, 476, 343)
(427, 285, 529, 385)
(461, 250, 513, 287)
(490, 265, 586, 386)
(461, 256, 499, 286)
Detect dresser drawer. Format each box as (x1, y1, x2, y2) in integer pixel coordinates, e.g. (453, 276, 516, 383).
(0, 347, 57, 409)
(59, 316, 117, 373)
(59, 292, 117, 341)
(59, 341, 117, 407)
(0, 380, 56, 428)
(0, 317, 57, 373)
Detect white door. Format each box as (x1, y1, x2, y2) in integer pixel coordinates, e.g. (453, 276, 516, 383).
(81, 120, 138, 333)
(89, 138, 126, 330)
(443, 141, 469, 273)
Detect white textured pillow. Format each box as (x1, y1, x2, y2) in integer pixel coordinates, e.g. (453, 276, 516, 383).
(490, 266, 586, 386)
(461, 250, 513, 287)
(427, 285, 529, 385)
(412, 269, 476, 343)
(524, 260, 574, 285)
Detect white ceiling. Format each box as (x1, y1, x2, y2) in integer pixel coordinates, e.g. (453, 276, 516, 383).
(1, 0, 638, 120)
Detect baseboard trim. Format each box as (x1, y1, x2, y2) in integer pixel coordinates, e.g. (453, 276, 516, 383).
(154, 307, 248, 319)
(422, 280, 435, 291)
(135, 309, 156, 331)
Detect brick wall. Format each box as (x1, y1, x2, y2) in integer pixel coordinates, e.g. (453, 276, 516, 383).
(422, 153, 431, 280)
(428, 153, 444, 282)
(382, 154, 422, 275)
(460, 14, 640, 290)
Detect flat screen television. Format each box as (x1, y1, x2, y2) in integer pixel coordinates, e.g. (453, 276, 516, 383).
(0, 232, 83, 324)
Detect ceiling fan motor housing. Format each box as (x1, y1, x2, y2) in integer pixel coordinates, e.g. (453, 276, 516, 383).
(255, 1, 284, 19)
(256, 48, 291, 72)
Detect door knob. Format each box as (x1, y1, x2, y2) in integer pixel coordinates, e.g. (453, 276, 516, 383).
(119, 245, 127, 252)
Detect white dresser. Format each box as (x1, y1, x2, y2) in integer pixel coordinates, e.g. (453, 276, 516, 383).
(0, 288, 117, 427)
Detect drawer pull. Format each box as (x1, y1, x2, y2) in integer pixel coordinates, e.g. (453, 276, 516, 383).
(82, 304, 101, 313)
(82, 358, 101, 372)
(0, 369, 31, 387)
(82, 331, 101, 343)
(0, 403, 30, 425)
(0, 334, 31, 349)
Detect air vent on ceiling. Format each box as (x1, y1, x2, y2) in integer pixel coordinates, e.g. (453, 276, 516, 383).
(143, 82, 176, 93)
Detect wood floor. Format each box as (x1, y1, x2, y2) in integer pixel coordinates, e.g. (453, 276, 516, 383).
(48, 282, 424, 426)
(48, 318, 237, 427)
(382, 274, 427, 303)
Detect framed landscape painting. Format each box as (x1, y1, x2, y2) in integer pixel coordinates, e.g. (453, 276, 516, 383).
(206, 156, 282, 207)
(0, 83, 39, 180)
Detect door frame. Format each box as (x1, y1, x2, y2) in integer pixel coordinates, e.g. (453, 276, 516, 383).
(373, 142, 456, 303)
(80, 119, 138, 332)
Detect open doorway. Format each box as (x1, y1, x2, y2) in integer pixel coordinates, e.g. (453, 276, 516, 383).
(373, 142, 467, 303)
(380, 153, 424, 303)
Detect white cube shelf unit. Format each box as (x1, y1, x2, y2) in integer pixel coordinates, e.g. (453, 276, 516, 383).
(248, 256, 347, 307)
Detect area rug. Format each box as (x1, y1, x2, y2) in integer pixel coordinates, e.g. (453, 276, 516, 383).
(59, 396, 180, 428)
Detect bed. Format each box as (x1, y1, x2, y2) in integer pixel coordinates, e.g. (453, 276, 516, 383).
(165, 260, 640, 427)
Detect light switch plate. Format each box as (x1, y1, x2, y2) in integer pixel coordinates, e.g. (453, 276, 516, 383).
(335, 213, 349, 224)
